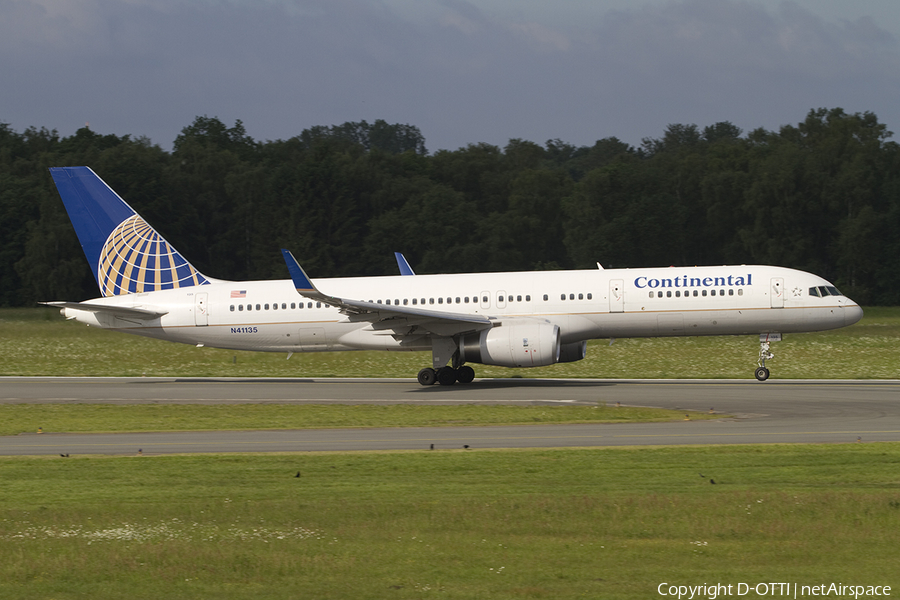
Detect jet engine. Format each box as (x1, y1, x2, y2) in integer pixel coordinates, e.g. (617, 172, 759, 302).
(459, 321, 560, 368)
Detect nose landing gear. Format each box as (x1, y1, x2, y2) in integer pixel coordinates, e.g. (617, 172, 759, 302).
(755, 334, 780, 381)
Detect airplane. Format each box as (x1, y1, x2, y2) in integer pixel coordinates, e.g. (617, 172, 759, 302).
(44, 166, 863, 385)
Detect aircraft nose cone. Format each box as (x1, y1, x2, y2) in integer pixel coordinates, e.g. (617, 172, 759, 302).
(844, 303, 864, 326)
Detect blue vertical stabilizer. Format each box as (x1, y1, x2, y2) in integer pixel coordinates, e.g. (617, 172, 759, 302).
(49, 167, 209, 297)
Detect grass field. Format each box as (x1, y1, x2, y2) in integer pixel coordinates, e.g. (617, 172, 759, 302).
(2, 306, 899, 379)
(2, 445, 899, 599)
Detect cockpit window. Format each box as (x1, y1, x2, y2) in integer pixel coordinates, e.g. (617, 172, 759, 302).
(812, 285, 844, 297)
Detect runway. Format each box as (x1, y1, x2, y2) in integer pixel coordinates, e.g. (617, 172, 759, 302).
(1, 377, 899, 455)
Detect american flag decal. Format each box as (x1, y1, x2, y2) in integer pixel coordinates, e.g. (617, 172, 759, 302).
(231, 290, 247, 298)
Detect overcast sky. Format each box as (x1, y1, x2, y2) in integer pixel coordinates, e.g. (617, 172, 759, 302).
(2, 0, 899, 152)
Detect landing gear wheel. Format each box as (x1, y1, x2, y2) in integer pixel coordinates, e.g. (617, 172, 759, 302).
(437, 367, 458, 386)
(417, 368, 437, 386)
(456, 365, 475, 384)
(756, 338, 775, 382)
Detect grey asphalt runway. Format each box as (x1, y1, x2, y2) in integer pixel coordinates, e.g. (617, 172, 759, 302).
(1, 377, 898, 455)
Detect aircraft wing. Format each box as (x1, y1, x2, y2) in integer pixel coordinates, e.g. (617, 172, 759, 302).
(41, 301, 169, 320)
(281, 250, 492, 337)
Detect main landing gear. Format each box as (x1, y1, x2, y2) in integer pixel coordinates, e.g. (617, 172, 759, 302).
(417, 365, 475, 386)
(755, 337, 776, 381)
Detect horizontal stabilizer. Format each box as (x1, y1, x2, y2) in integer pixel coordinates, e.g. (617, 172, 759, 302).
(41, 301, 168, 320)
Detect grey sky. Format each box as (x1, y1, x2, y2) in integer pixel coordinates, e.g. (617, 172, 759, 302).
(2, 0, 899, 151)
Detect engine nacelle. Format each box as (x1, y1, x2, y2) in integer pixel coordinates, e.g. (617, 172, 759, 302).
(558, 341, 587, 363)
(460, 321, 560, 368)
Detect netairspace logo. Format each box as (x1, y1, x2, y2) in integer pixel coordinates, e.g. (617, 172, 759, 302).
(657, 583, 892, 600)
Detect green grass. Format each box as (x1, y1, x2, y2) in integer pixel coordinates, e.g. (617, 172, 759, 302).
(2, 307, 899, 378)
(0, 403, 719, 436)
(1, 445, 899, 599)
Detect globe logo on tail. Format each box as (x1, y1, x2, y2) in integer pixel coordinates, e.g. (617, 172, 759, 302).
(97, 215, 208, 296)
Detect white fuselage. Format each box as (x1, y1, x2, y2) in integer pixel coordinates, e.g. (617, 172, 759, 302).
(64, 265, 862, 355)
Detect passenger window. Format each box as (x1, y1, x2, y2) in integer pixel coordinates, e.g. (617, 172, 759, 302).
(412, 298, 417, 305)
(464, 297, 469, 303)
(561, 294, 566, 301)
(701, 290, 707, 297)
(292, 303, 296, 309)
(737, 290, 743, 296)
(675, 291, 680, 298)
(264, 304, 269, 310)
(517, 295, 522, 302)
(649, 292, 654, 299)
(421, 298, 426, 305)
(693, 290, 698, 297)
(711, 290, 716, 297)
(543, 294, 548, 301)
(230, 305, 235, 311)
(586, 293, 591, 300)
(526, 295, 531, 301)
(666, 291, 672, 298)
(657, 292, 663, 298)
(272, 303, 278, 310)
(456, 297, 461, 303)
(728, 290, 734, 297)
(430, 298, 435, 305)
(238, 305, 243, 311)
(578, 293, 583, 300)
(438, 298, 443, 304)
(404, 299, 409, 305)
(316, 302, 321, 308)
(569, 293, 575, 300)
(482, 296, 488, 303)
(256, 304, 261, 311)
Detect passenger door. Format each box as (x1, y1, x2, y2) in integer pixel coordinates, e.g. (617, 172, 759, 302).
(194, 293, 209, 326)
(770, 277, 784, 308)
(609, 280, 624, 313)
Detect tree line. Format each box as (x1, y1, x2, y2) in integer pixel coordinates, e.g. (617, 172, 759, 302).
(1, 109, 898, 307)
